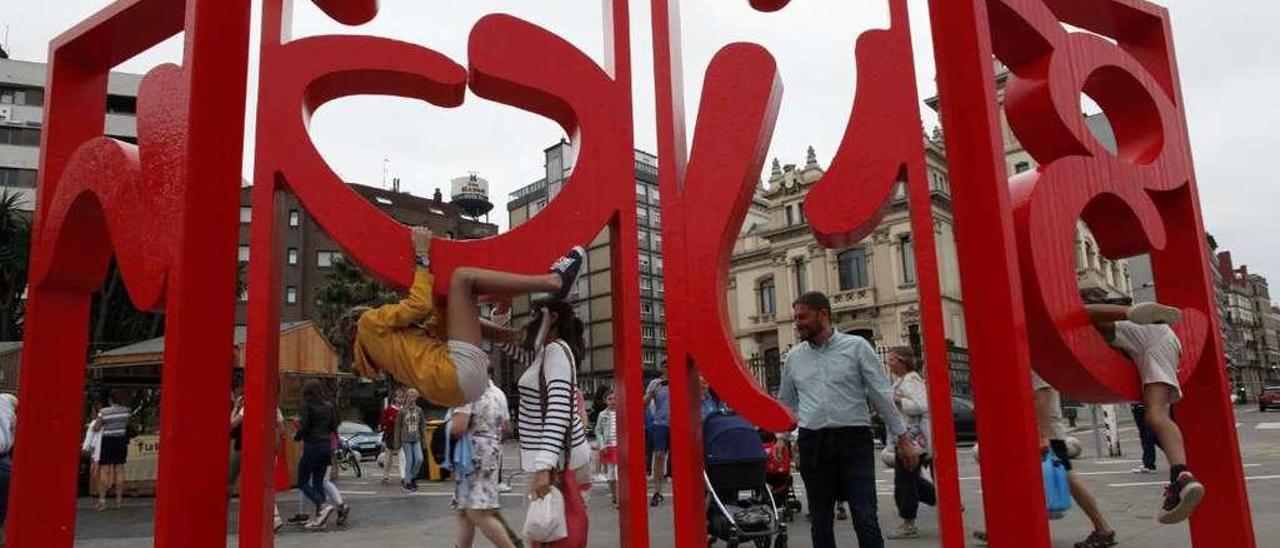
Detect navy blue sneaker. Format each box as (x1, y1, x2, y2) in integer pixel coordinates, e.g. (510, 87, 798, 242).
(550, 246, 586, 301)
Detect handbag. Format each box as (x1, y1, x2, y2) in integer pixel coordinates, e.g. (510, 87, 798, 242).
(1042, 450, 1072, 514)
(523, 485, 568, 542)
(528, 340, 589, 548)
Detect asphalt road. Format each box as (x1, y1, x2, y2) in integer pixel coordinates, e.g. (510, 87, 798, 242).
(69, 405, 1280, 547)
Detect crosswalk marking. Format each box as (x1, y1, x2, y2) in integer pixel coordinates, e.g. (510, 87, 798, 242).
(1255, 422, 1280, 430)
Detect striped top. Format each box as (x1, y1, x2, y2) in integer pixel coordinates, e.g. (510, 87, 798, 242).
(98, 405, 131, 438)
(517, 341, 589, 472)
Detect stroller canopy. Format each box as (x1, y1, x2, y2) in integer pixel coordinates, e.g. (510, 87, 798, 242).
(703, 408, 766, 465)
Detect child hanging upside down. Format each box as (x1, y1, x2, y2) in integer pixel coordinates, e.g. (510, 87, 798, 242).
(1085, 299, 1204, 524)
(345, 226, 585, 407)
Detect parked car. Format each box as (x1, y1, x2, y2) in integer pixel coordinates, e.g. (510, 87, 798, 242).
(338, 421, 383, 459)
(873, 394, 979, 444)
(1258, 386, 1280, 412)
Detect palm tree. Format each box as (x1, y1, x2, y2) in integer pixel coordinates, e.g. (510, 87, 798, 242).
(0, 190, 31, 341)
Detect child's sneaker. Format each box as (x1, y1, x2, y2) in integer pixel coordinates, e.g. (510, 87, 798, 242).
(1128, 302, 1182, 326)
(1157, 471, 1205, 524)
(550, 246, 586, 301)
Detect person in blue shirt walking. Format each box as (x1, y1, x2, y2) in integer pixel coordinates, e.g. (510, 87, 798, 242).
(778, 292, 920, 548)
(644, 366, 672, 507)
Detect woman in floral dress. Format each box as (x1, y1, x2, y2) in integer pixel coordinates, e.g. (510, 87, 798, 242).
(450, 380, 517, 548)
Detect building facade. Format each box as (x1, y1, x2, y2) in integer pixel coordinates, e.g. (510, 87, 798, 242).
(1217, 252, 1280, 396)
(502, 142, 666, 392)
(727, 144, 967, 394)
(1, 58, 142, 211)
(234, 183, 498, 325)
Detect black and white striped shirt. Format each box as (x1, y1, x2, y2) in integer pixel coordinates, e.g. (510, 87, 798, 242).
(517, 341, 589, 472)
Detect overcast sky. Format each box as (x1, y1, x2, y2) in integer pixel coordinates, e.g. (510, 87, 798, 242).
(3, 0, 1278, 293)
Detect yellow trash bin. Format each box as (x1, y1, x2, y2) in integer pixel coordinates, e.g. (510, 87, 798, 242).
(423, 419, 451, 481)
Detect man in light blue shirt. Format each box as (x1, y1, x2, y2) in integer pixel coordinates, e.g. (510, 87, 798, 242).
(778, 292, 919, 548)
(644, 367, 671, 507)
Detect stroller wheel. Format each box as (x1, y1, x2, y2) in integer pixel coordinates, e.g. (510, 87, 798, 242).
(773, 533, 788, 548)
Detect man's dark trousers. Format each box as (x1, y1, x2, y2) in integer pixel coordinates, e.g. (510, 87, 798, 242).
(1131, 404, 1170, 471)
(798, 426, 882, 548)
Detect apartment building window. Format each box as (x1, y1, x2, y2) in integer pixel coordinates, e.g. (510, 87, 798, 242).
(656, 278, 665, 296)
(238, 245, 250, 263)
(239, 206, 252, 224)
(650, 186, 659, 202)
(0, 168, 37, 188)
(637, 204, 648, 222)
(657, 303, 665, 318)
(643, 325, 656, 340)
(287, 248, 299, 265)
(1, 86, 43, 106)
(643, 351, 657, 366)
(1015, 161, 1031, 174)
(286, 286, 298, 305)
(794, 258, 808, 295)
(759, 277, 776, 315)
(636, 182, 646, 199)
(289, 210, 300, 227)
(785, 205, 794, 226)
(238, 287, 249, 302)
(900, 234, 916, 285)
(838, 248, 869, 290)
(641, 278, 653, 294)
(642, 302, 653, 316)
(639, 254, 651, 272)
(317, 250, 341, 268)
(797, 204, 805, 223)
(0, 126, 40, 146)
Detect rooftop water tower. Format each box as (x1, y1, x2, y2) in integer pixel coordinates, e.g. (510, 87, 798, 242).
(451, 173, 493, 221)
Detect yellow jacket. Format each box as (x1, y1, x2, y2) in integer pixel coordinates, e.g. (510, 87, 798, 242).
(352, 269, 466, 406)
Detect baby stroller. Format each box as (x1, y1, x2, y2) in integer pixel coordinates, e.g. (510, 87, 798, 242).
(704, 407, 787, 548)
(759, 431, 802, 523)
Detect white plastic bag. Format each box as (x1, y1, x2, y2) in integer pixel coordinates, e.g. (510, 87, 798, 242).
(523, 485, 568, 543)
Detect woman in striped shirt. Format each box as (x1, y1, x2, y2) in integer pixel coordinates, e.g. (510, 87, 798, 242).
(516, 301, 590, 537)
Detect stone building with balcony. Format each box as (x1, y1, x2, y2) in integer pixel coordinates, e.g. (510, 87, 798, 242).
(727, 144, 969, 394)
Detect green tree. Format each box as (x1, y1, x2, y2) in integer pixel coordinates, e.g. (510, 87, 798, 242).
(313, 256, 397, 366)
(0, 190, 31, 341)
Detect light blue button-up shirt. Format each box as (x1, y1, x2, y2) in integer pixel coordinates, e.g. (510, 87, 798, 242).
(778, 331, 907, 438)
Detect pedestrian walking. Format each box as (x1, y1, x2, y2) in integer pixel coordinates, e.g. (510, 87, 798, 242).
(644, 368, 671, 507)
(295, 379, 339, 530)
(81, 407, 103, 498)
(379, 388, 402, 486)
(595, 390, 619, 507)
(778, 292, 920, 548)
(93, 390, 132, 511)
(449, 380, 518, 548)
(1129, 403, 1170, 475)
(396, 388, 426, 491)
(1032, 372, 1117, 548)
(885, 347, 937, 540)
(517, 301, 591, 547)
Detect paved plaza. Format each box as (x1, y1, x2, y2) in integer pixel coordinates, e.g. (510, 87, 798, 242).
(71, 406, 1280, 547)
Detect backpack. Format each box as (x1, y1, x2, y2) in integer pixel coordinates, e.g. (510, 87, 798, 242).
(430, 420, 448, 465)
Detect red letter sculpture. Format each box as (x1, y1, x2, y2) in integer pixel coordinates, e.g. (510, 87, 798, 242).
(241, 1, 646, 546)
(8, 0, 252, 546)
(928, 0, 1255, 545)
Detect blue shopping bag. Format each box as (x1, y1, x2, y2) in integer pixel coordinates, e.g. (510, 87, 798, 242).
(1042, 450, 1072, 514)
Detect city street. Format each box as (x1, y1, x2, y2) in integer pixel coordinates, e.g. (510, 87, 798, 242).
(72, 405, 1280, 547)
